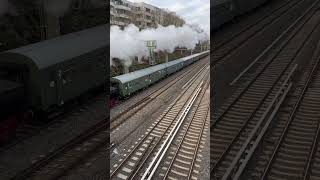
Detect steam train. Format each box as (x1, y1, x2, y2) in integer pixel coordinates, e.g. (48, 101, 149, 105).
(213, 0, 269, 29)
(110, 51, 210, 104)
(0, 25, 108, 141)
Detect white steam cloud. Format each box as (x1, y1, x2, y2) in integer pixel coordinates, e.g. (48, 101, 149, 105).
(110, 24, 209, 67)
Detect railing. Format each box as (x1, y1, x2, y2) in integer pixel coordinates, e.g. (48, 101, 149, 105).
(110, 20, 126, 26)
(115, 4, 131, 11)
(118, 13, 131, 19)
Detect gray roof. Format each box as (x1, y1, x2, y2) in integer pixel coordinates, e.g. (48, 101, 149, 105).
(2, 25, 108, 69)
(112, 63, 167, 83)
(111, 52, 207, 84)
(164, 58, 185, 67)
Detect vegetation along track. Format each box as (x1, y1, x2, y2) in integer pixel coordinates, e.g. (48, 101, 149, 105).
(212, 0, 310, 66)
(211, 3, 320, 180)
(110, 63, 209, 180)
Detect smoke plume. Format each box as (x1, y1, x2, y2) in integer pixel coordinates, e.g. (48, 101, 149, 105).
(110, 24, 209, 67)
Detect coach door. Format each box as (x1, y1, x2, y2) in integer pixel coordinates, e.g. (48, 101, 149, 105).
(55, 69, 64, 106)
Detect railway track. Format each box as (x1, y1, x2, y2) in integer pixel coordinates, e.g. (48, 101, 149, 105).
(259, 32, 320, 180)
(0, 93, 106, 153)
(10, 56, 210, 180)
(110, 63, 209, 180)
(212, 1, 318, 66)
(231, 25, 320, 180)
(211, 3, 320, 179)
(213, 0, 293, 46)
(12, 118, 108, 180)
(212, 0, 310, 66)
(110, 57, 209, 150)
(111, 56, 209, 131)
(154, 80, 209, 180)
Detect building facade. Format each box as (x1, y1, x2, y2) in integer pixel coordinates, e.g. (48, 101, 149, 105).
(110, 0, 185, 29)
(110, 0, 132, 27)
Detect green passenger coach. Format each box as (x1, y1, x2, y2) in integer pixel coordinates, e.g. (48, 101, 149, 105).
(0, 25, 108, 112)
(111, 51, 209, 98)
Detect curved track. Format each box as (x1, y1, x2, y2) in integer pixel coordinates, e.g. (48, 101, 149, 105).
(213, 0, 310, 66)
(155, 80, 209, 180)
(9, 54, 209, 180)
(238, 23, 320, 180)
(110, 63, 209, 180)
(211, 3, 320, 179)
(111, 57, 209, 131)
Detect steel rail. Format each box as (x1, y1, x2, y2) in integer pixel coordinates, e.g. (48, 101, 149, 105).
(187, 94, 210, 180)
(110, 61, 210, 151)
(110, 57, 209, 130)
(303, 123, 320, 180)
(229, 0, 319, 85)
(128, 71, 210, 180)
(12, 119, 108, 180)
(261, 30, 320, 180)
(212, 0, 319, 129)
(211, 3, 320, 177)
(141, 82, 203, 180)
(110, 64, 210, 179)
(222, 65, 297, 179)
(14, 54, 210, 180)
(162, 79, 210, 180)
(213, 0, 305, 66)
(213, 0, 297, 49)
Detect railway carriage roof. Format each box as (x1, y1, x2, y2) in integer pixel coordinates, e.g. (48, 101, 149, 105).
(0, 25, 108, 70)
(111, 63, 167, 84)
(111, 52, 207, 84)
(164, 58, 185, 66)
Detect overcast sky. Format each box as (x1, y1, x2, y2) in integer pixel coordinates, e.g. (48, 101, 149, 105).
(130, 0, 210, 35)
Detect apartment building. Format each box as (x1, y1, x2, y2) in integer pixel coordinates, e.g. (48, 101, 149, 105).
(110, 0, 185, 29)
(110, 0, 132, 27)
(132, 2, 156, 28)
(162, 10, 185, 27)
